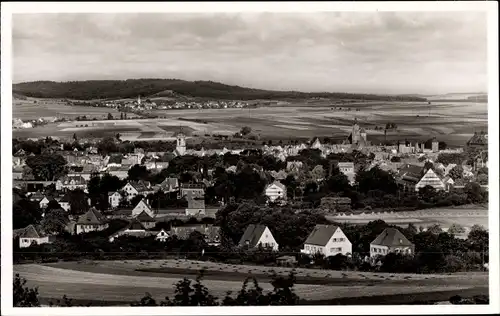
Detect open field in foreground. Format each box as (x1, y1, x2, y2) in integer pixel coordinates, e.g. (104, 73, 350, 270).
(328, 207, 489, 232)
(14, 259, 488, 305)
(14, 100, 487, 146)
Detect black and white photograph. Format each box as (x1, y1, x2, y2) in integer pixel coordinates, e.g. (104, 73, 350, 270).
(1, 1, 499, 314)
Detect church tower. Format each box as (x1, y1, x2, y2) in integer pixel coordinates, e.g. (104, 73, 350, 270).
(176, 129, 186, 156)
(351, 118, 360, 144)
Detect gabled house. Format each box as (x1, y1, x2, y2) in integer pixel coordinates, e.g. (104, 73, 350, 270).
(131, 198, 156, 218)
(122, 181, 154, 201)
(75, 208, 108, 235)
(56, 175, 87, 191)
(238, 224, 279, 251)
(108, 191, 122, 208)
(264, 181, 287, 203)
(155, 229, 170, 242)
(58, 193, 72, 212)
(13, 224, 55, 248)
(415, 168, 445, 192)
(179, 184, 205, 200)
(442, 176, 455, 192)
(301, 225, 352, 257)
(370, 228, 414, 258)
(106, 166, 129, 180)
(134, 210, 156, 229)
(39, 196, 51, 209)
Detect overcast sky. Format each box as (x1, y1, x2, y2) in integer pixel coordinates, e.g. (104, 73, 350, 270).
(13, 12, 487, 95)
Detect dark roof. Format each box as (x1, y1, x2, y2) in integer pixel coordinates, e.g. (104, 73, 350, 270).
(303, 224, 339, 246)
(77, 208, 106, 225)
(108, 154, 123, 164)
(135, 210, 155, 222)
(467, 132, 488, 146)
(170, 225, 220, 243)
(127, 219, 147, 231)
(59, 192, 72, 203)
(13, 225, 43, 238)
(161, 177, 179, 188)
(371, 228, 413, 247)
(130, 180, 150, 192)
(238, 224, 267, 247)
(398, 164, 423, 179)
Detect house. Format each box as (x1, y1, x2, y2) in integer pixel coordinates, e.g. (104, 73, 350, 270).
(170, 224, 221, 246)
(370, 228, 414, 258)
(442, 176, 455, 192)
(75, 208, 108, 235)
(319, 196, 352, 213)
(58, 193, 71, 212)
(301, 225, 352, 257)
(107, 154, 123, 167)
(396, 164, 424, 192)
(160, 177, 179, 193)
(28, 192, 45, 202)
(179, 184, 205, 199)
(264, 181, 287, 203)
(338, 162, 356, 185)
(13, 166, 24, 180)
(108, 220, 156, 242)
(466, 131, 488, 150)
(131, 198, 156, 218)
(276, 256, 297, 267)
(134, 210, 156, 229)
(13, 225, 55, 248)
(122, 181, 154, 201)
(415, 168, 445, 192)
(145, 160, 170, 171)
(238, 224, 279, 251)
(155, 229, 170, 242)
(311, 137, 322, 149)
(56, 175, 87, 191)
(108, 191, 122, 208)
(39, 196, 51, 209)
(186, 197, 206, 216)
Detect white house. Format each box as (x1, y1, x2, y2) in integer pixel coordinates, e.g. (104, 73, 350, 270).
(39, 196, 51, 209)
(122, 182, 140, 200)
(301, 225, 352, 257)
(415, 168, 445, 192)
(155, 229, 170, 242)
(13, 225, 55, 248)
(264, 181, 287, 203)
(370, 228, 415, 258)
(56, 175, 87, 191)
(58, 194, 71, 212)
(122, 181, 154, 201)
(108, 191, 122, 208)
(238, 224, 279, 251)
(75, 208, 108, 235)
(131, 198, 156, 218)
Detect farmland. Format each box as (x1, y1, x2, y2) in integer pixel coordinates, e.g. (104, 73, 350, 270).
(13, 98, 488, 146)
(14, 260, 488, 305)
(328, 206, 489, 234)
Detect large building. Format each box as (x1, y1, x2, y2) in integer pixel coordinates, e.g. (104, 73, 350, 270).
(466, 131, 488, 150)
(347, 119, 368, 147)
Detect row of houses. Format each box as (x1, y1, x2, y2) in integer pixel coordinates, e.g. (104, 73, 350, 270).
(15, 207, 414, 262)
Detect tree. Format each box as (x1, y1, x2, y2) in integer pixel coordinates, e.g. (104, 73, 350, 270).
(68, 189, 90, 215)
(463, 182, 486, 204)
(41, 208, 69, 235)
(391, 156, 401, 162)
(309, 165, 325, 181)
(128, 164, 150, 181)
(448, 165, 464, 181)
(107, 113, 114, 120)
(356, 166, 397, 194)
(13, 198, 42, 229)
(448, 224, 466, 235)
(14, 274, 40, 307)
(240, 126, 252, 136)
(26, 153, 67, 181)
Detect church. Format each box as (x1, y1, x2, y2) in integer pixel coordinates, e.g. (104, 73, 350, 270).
(346, 119, 369, 148)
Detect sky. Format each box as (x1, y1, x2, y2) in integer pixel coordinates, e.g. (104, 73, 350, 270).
(12, 12, 488, 95)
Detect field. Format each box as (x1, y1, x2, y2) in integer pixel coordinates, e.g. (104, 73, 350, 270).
(328, 207, 489, 235)
(14, 259, 488, 306)
(13, 98, 488, 145)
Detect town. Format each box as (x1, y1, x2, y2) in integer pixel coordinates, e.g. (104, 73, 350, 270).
(13, 119, 489, 278)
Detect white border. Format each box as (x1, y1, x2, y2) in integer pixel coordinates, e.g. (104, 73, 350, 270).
(1, 1, 499, 315)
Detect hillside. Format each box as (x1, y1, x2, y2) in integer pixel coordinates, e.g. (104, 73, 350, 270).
(13, 79, 427, 102)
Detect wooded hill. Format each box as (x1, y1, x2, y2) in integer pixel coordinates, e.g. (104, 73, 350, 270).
(13, 79, 427, 102)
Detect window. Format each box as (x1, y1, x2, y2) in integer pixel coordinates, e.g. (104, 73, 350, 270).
(332, 238, 337, 242)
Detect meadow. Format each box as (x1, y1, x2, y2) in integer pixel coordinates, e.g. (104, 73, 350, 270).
(14, 259, 488, 305)
(13, 98, 487, 146)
